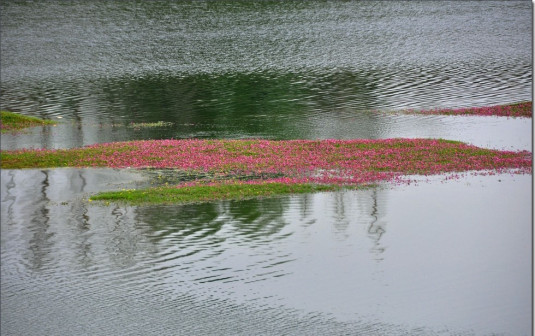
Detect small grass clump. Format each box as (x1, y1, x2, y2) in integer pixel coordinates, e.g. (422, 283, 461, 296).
(90, 181, 341, 205)
(1, 110, 56, 132)
(128, 121, 174, 129)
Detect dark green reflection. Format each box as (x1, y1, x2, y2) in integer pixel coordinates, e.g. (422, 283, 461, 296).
(137, 202, 223, 243)
(226, 197, 288, 240)
(94, 70, 380, 139)
(135, 196, 288, 244)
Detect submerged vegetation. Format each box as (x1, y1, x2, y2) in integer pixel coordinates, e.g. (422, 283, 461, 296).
(0, 110, 56, 132)
(1, 138, 531, 203)
(400, 101, 532, 117)
(128, 121, 174, 129)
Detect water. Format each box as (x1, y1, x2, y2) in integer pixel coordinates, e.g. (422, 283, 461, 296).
(0, 1, 531, 144)
(1, 1, 532, 335)
(1, 112, 531, 151)
(1, 170, 531, 335)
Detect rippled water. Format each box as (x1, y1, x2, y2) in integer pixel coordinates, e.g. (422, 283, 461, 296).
(1, 0, 532, 144)
(1, 1, 532, 335)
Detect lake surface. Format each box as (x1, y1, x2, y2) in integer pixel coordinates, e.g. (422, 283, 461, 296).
(0, 1, 532, 335)
(0, 0, 531, 145)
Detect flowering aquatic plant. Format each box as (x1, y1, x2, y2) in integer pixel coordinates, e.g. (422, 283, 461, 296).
(2, 138, 531, 180)
(399, 101, 532, 117)
(2, 138, 530, 203)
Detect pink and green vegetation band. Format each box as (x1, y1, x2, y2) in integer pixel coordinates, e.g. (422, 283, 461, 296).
(399, 101, 532, 117)
(2, 138, 530, 203)
(1, 138, 531, 178)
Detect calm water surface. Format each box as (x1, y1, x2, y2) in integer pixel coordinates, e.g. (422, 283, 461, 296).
(1, 1, 532, 335)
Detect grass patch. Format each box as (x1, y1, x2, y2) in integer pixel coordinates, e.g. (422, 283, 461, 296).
(90, 182, 342, 205)
(1, 110, 56, 132)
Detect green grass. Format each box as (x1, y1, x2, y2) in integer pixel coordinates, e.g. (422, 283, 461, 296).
(0, 148, 104, 169)
(90, 182, 343, 205)
(1, 110, 56, 132)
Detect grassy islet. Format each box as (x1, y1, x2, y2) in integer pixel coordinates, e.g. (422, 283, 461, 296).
(1, 110, 56, 132)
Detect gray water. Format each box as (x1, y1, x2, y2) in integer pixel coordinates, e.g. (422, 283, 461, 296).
(1, 1, 532, 335)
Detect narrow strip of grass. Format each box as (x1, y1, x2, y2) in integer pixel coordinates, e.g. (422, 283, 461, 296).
(90, 182, 342, 205)
(1, 110, 56, 132)
(128, 121, 174, 128)
(400, 101, 532, 117)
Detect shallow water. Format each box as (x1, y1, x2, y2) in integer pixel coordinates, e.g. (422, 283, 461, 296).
(1, 1, 532, 335)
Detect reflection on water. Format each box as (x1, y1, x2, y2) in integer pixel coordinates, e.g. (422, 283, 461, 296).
(1, 169, 531, 335)
(1, 62, 532, 149)
(1, 111, 531, 152)
(1, 1, 532, 149)
(366, 189, 387, 261)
